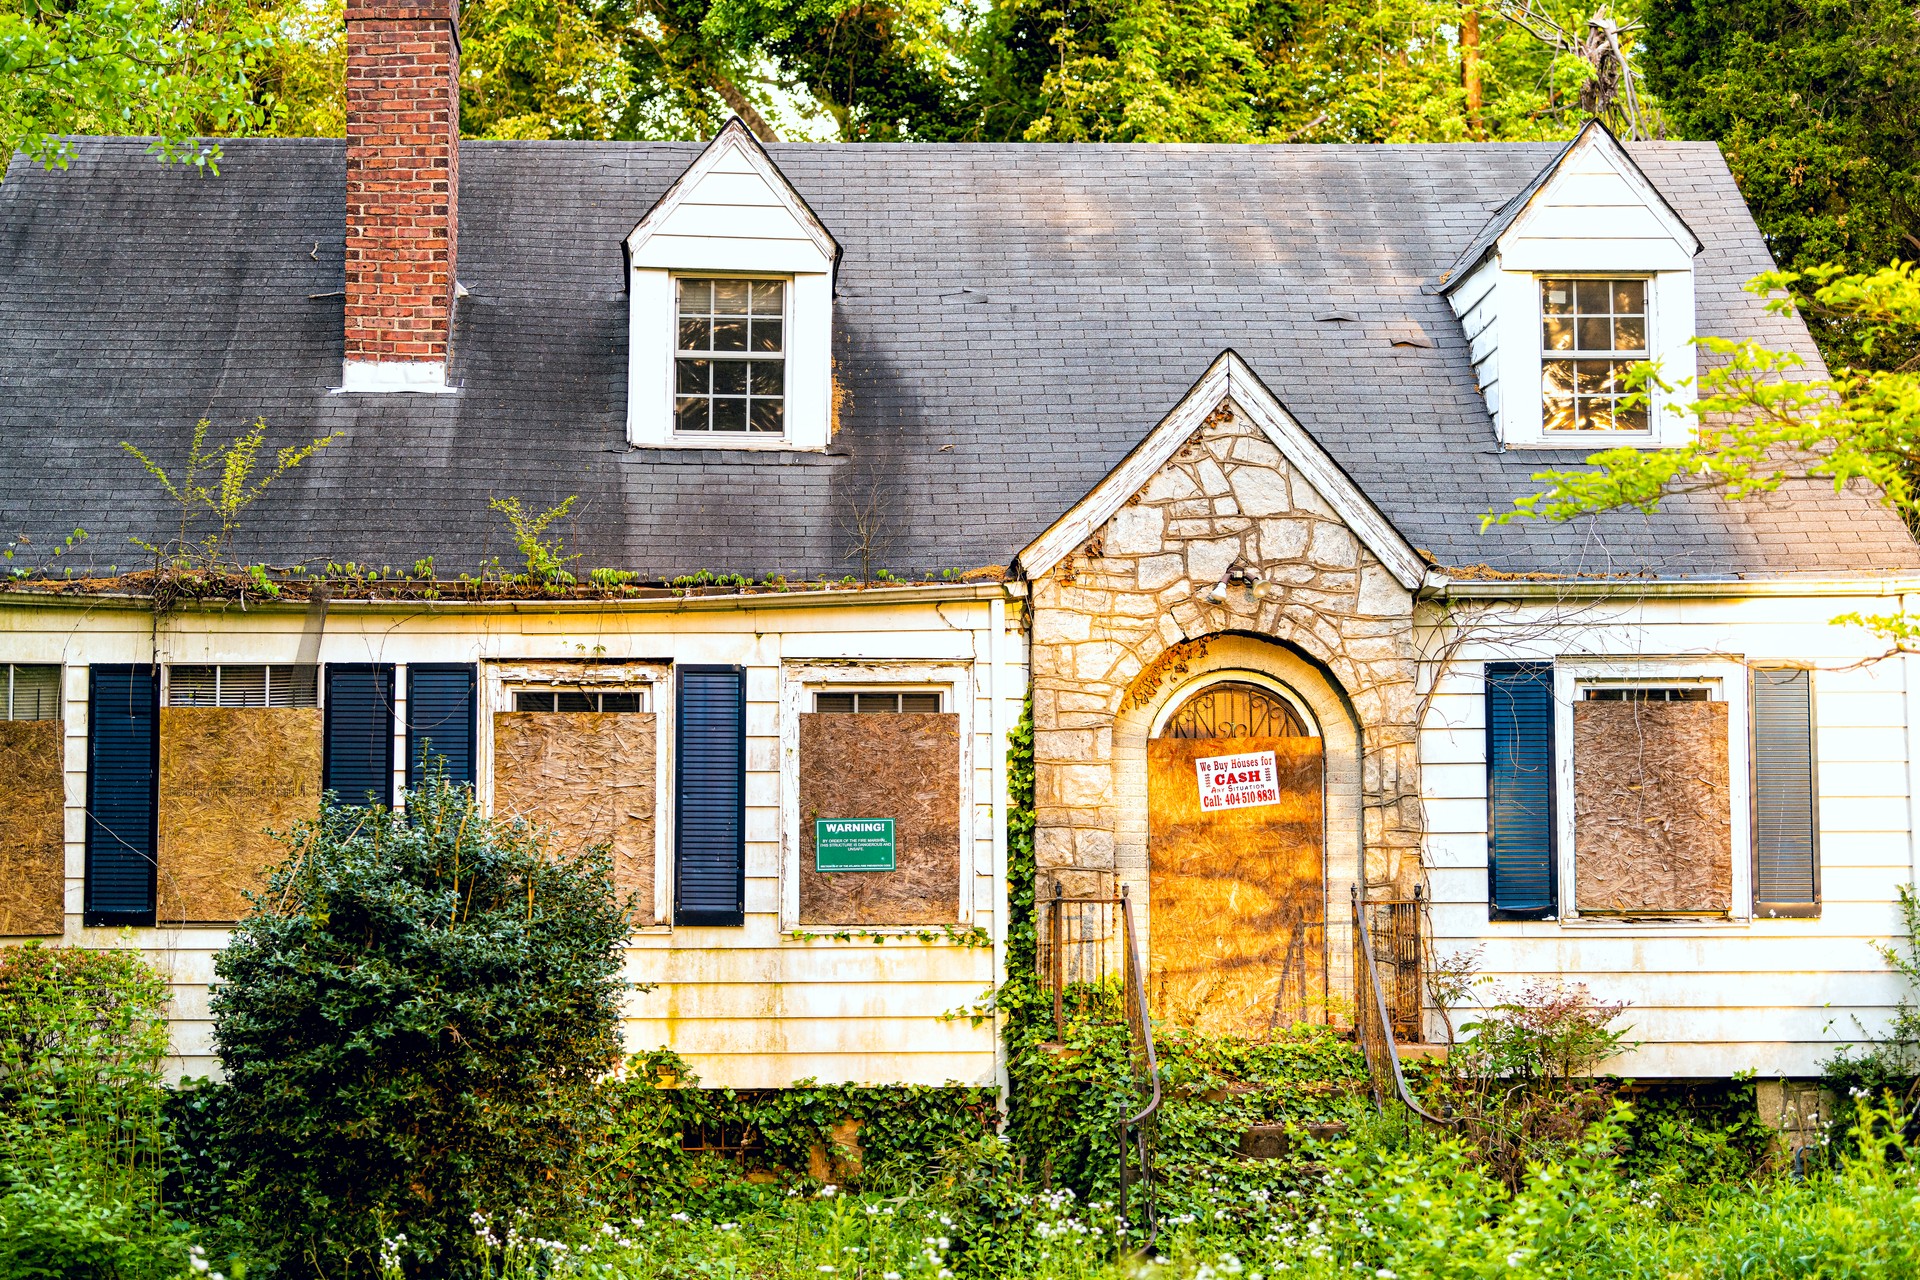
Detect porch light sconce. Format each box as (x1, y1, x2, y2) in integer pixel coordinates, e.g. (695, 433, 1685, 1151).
(1206, 564, 1267, 604)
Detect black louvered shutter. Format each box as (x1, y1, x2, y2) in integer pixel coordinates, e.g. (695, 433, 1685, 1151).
(85, 664, 157, 926)
(407, 664, 477, 791)
(324, 664, 395, 807)
(1752, 667, 1817, 914)
(675, 666, 746, 927)
(1486, 661, 1556, 919)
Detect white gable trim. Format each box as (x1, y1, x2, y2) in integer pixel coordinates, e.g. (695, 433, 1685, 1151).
(1505, 123, 1701, 260)
(624, 116, 839, 272)
(1014, 352, 1429, 590)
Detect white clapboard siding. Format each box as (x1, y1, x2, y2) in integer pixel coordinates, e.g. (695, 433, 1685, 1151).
(1417, 588, 1919, 1077)
(0, 587, 1023, 1088)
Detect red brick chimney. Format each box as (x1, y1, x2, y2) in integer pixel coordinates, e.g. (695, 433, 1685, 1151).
(342, 0, 460, 392)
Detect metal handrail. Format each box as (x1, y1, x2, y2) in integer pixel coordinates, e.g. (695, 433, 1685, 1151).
(1116, 886, 1160, 1251)
(1038, 885, 1160, 1251)
(1351, 885, 1454, 1126)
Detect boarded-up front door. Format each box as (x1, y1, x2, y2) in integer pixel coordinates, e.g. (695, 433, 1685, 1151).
(1148, 734, 1325, 1036)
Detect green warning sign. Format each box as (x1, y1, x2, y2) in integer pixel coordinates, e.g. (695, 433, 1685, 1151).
(815, 818, 896, 872)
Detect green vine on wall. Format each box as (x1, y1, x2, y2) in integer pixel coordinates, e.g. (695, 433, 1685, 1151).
(785, 924, 991, 947)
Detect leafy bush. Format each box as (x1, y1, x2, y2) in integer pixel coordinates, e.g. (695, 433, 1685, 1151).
(205, 777, 633, 1277)
(0, 943, 194, 1280)
(1824, 882, 1920, 1105)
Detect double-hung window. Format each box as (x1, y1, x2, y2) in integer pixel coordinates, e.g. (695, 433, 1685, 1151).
(1541, 277, 1649, 432)
(675, 278, 786, 435)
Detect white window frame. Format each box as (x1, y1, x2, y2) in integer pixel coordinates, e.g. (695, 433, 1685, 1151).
(628, 269, 833, 453)
(1488, 269, 1696, 450)
(1537, 275, 1656, 438)
(779, 662, 976, 933)
(669, 274, 791, 440)
(1553, 658, 1753, 927)
(481, 660, 672, 930)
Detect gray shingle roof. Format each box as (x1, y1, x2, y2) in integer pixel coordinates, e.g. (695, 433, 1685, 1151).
(2, 135, 1914, 582)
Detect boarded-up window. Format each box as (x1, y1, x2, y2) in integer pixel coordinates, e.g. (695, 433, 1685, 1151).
(157, 705, 322, 923)
(1752, 668, 1817, 914)
(799, 709, 960, 926)
(1, 665, 65, 935)
(85, 665, 157, 926)
(1486, 662, 1556, 918)
(493, 700, 657, 926)
(1573, 689, 1732, 915)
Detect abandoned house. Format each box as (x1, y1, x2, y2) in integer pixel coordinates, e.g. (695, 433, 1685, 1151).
(4, 0, 1919, 1094)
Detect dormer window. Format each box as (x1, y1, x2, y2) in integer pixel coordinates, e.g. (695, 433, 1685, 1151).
(1541, 278, 1649, 433)
(625, 119, 840, 452)
(1435, 122, 1701, 449)
(675, 278, 786, 435)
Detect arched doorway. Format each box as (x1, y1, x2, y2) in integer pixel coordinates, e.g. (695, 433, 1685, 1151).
(1146, 674, 1326, 1035)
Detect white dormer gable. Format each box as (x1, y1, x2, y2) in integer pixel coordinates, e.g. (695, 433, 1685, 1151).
(1438, 122, 1701, 449)
(626, 118, 840, 451)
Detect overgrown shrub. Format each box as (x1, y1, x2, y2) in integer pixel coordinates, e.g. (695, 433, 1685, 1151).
(1427, 977, 1632, 1185)
(0, 943, 192, 1280)
(205, 777, 633, 1278)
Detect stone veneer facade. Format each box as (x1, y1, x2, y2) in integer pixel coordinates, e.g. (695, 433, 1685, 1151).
(1027, 401, 1425, 942)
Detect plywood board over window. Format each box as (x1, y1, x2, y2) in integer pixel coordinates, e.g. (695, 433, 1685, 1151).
(0, 721, 66, 935)
(798, 713, 960, 926)
(1146, 735, 1325, 1037)
(1573, 699, 1732, 914)
(158, 707, 323, 923)
(493, 712, 657, 926)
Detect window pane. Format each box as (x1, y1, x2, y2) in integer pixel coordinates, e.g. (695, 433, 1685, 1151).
(268, 665, 318, 708)
(750, 280, 784, 312)
(1541, 280, 1572, 314)
(814, 693, 857, 714)
(1616, 400, 1649, 431)
(222, 666, 268, 707)
(678, 318, 710, 352)
(711, 320, 747, 352)
(677, 278, 712, 312)
(711, 398, 747, 431)
(1542, 358, 1575, 397)
(1542, 318, 1573, 351)
(676, 358, 709, 395)
(854, 693, 900, 713)
(751, 319, 783, 353)
(169, 665, 219, 706)
(712, 362, 748, 395)
(514, 691, 557, 711)
(750, 362, 783, 396)
(1575, 279, 1612, 313)
(7, 665, 60, 720)
(713, 279, 751, 314)
(555, 691, 595, 712)
(749, 400, 784, 433)
(1575, 360, 1612, 393)
(675, 397, 708, 432)
(1580, 398, 1614, 429)
(598, 692, 642, 713)
(1613, 279, 1645, 314)
(1576, 316, 1611, 351)
(1543, 398, 1577, 431)
(899, 693, 941, 713)
(1613, 316, 1646, 351)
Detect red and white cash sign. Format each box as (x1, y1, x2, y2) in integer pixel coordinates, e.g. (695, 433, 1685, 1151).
(1194, 750, 1281, 811)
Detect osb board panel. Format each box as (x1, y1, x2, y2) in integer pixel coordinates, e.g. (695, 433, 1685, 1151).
(1148, 736, 1325, 1038)
(799, 714, 960, 926)
(0, 720, 66, 936)
(159, 707, 322, 924)
(1574, 700, 1732, 915)
(493, 712, 656, 926)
